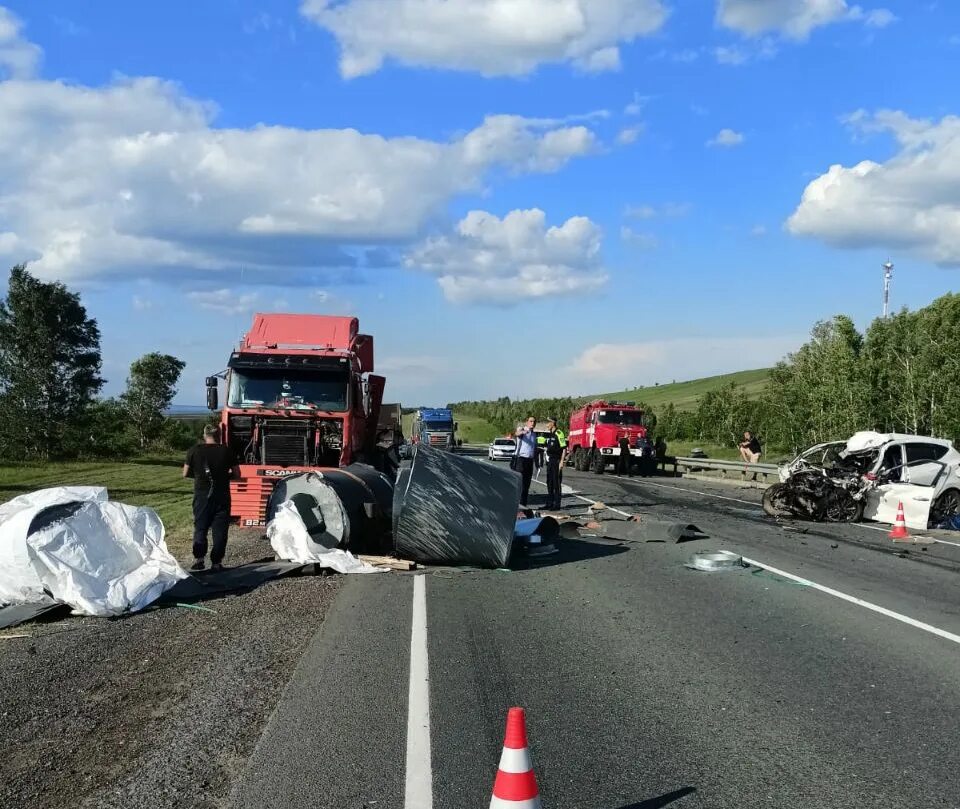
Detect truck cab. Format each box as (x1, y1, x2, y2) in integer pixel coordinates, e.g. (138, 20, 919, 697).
(411, 408, 458, 451)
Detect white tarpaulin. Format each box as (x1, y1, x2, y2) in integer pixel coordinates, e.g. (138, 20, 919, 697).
(0, 486, 108, 605)
(267, 501, 386, 574)
(27, 501, 188, 616)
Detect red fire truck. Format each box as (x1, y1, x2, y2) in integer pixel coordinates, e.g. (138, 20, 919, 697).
(567, 400, 654, 474)
(205, 313, 385, 526)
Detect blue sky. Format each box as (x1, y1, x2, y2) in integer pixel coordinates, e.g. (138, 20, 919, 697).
(1, 0, 958, 407)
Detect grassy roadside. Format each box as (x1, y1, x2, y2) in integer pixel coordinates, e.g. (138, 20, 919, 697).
(603, 368, 771, 412)
(0, 457, 196, 558)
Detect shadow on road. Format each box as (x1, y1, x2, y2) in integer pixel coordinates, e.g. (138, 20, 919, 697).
(512, 537, 629, 570)
(616, 786, 697, 808)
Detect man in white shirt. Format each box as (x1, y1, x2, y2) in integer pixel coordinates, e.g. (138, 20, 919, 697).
(514, 416, 538, 506)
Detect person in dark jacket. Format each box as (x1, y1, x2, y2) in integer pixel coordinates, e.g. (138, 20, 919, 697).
(183, 425, 239, 571)
(541, 418, 567, 510)
(616, 435, 633, 477)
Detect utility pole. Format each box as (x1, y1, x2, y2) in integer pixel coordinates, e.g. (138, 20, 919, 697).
(882, 260, 894, 319)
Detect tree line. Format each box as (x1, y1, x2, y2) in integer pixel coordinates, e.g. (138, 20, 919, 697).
(451, 293, 960, 455)
(0, 265, 198, 461)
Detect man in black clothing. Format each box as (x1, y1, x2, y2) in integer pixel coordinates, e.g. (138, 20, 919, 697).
(183, 425, 239, 571)
(739, 431, 763, 464)
(616, 435, 633, 477)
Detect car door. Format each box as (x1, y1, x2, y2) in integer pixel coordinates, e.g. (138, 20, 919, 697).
(869, 443, 939, 529)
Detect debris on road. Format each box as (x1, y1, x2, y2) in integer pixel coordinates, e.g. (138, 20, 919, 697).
(267, 500, 388, 573)
(514, 516, 560, 558)
(685, 550, 746, 572)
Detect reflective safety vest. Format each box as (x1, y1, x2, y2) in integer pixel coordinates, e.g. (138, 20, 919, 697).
(539, 429, 567, 457)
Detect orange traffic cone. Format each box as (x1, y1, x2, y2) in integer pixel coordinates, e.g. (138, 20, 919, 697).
(889, 501, 911, 541)
(490, 707, 542, 809)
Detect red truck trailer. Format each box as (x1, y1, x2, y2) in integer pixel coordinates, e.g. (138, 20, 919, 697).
(567, 400, 653, 475)
(205, 313, 385, 526)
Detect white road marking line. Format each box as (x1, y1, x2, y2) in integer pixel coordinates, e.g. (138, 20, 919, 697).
(405, 575, 432, 809)
(741, 555, 960, 646)
(530, 478, 634, 518)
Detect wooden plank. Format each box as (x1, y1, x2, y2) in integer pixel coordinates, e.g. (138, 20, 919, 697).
(358, 554, 417, 571)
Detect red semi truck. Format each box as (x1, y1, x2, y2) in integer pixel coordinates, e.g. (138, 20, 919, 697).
(205, 313, 386, 526)
(567, 400, 654, 475)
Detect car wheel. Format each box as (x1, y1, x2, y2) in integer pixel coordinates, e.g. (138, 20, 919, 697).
(824, 488, 864, 523)
(930, 488, 960, 527)
(762, 483, 791, 517)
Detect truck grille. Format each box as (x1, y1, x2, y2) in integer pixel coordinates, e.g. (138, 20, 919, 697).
(428, 434, 448, 446)
(261, 420, 311, 466)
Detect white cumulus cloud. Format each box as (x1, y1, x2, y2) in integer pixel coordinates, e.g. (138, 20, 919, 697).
(716, 0, 893, 40)
(405, 208, 608, 304)
(708, 128, 745, 147)
(560, 336, 802, 391)
(300, 0, 669, 77)
(787, 110, 960, 266)
(0, 62, 598, 282)
(187, 289, 261, 316)
(0, 6, 41, 78)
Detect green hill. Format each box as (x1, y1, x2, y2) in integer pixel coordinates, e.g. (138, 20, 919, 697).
(601, 368, 771, 412)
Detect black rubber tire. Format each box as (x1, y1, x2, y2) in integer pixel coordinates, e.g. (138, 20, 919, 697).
(573, 447, 586, 472)
(824, 489, 864, 523)
(930, 488, 960, 527)
(762, 483, 790, 517)
(590, 448, 605, 475)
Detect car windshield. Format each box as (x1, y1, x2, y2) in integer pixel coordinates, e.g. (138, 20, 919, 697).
(227, 369, 349, 411)
(494, 439, 515, 446)
(598, 410, 645, 426)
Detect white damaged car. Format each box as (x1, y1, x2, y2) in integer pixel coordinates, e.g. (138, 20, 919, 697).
(777, 431, 960, 530)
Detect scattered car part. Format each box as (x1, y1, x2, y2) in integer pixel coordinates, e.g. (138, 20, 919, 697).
(686, 550, 745, 572)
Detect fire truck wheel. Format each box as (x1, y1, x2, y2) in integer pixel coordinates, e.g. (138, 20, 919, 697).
(590, 449, 605, 475)
(574, 448, 587, 471)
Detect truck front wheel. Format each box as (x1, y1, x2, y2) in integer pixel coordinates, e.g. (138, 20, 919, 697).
(590, 449, 605, 475)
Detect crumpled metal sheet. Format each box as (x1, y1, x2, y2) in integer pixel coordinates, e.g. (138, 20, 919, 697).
(0, 601, 66, 629)
(394, 444, 520, 567)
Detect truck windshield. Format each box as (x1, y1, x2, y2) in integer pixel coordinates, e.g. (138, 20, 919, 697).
(425, 421, 453, 430)
(598, 410, 645, 426)
(227, 369, 349, 411)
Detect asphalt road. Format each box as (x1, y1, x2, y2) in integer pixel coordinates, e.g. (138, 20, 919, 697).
(230, 466, 960, 809)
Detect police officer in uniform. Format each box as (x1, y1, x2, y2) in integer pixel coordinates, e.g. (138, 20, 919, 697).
(542, 417, 567, 510)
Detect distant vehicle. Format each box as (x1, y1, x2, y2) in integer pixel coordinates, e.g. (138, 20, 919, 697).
(566, 400, 653, 475)
(488, 437, 516, 461)
(411, 407, 457, 451)
(771, 431, 960, 529)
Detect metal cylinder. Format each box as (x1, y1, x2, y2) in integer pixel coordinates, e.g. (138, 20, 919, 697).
(393, 444, 521, 568)
(266, 464, 394, 554)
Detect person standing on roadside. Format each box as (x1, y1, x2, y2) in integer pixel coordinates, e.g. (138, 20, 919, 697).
(616, 435, 633, 477)
(542, 417, 567, 510)
(513, 416, 538, 507)
(183, 425, 239, 572)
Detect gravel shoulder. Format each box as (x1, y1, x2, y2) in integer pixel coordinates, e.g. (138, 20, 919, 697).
(0, 529, 342, 809)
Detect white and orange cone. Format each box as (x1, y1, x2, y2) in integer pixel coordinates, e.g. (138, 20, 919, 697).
(889, 501, 911, 541)
(490, 707, 541, 809)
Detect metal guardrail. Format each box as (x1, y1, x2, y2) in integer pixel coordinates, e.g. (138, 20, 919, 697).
(664, 456, 781, 482)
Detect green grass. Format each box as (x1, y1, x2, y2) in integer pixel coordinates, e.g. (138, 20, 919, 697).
(602, 368, 771, 412)
(0, 457, 196, 558)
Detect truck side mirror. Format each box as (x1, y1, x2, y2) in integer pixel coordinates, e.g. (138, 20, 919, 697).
(206, 381, 218, 412)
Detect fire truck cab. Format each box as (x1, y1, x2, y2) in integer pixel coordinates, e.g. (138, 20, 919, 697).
(567, 400, 654, 475)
